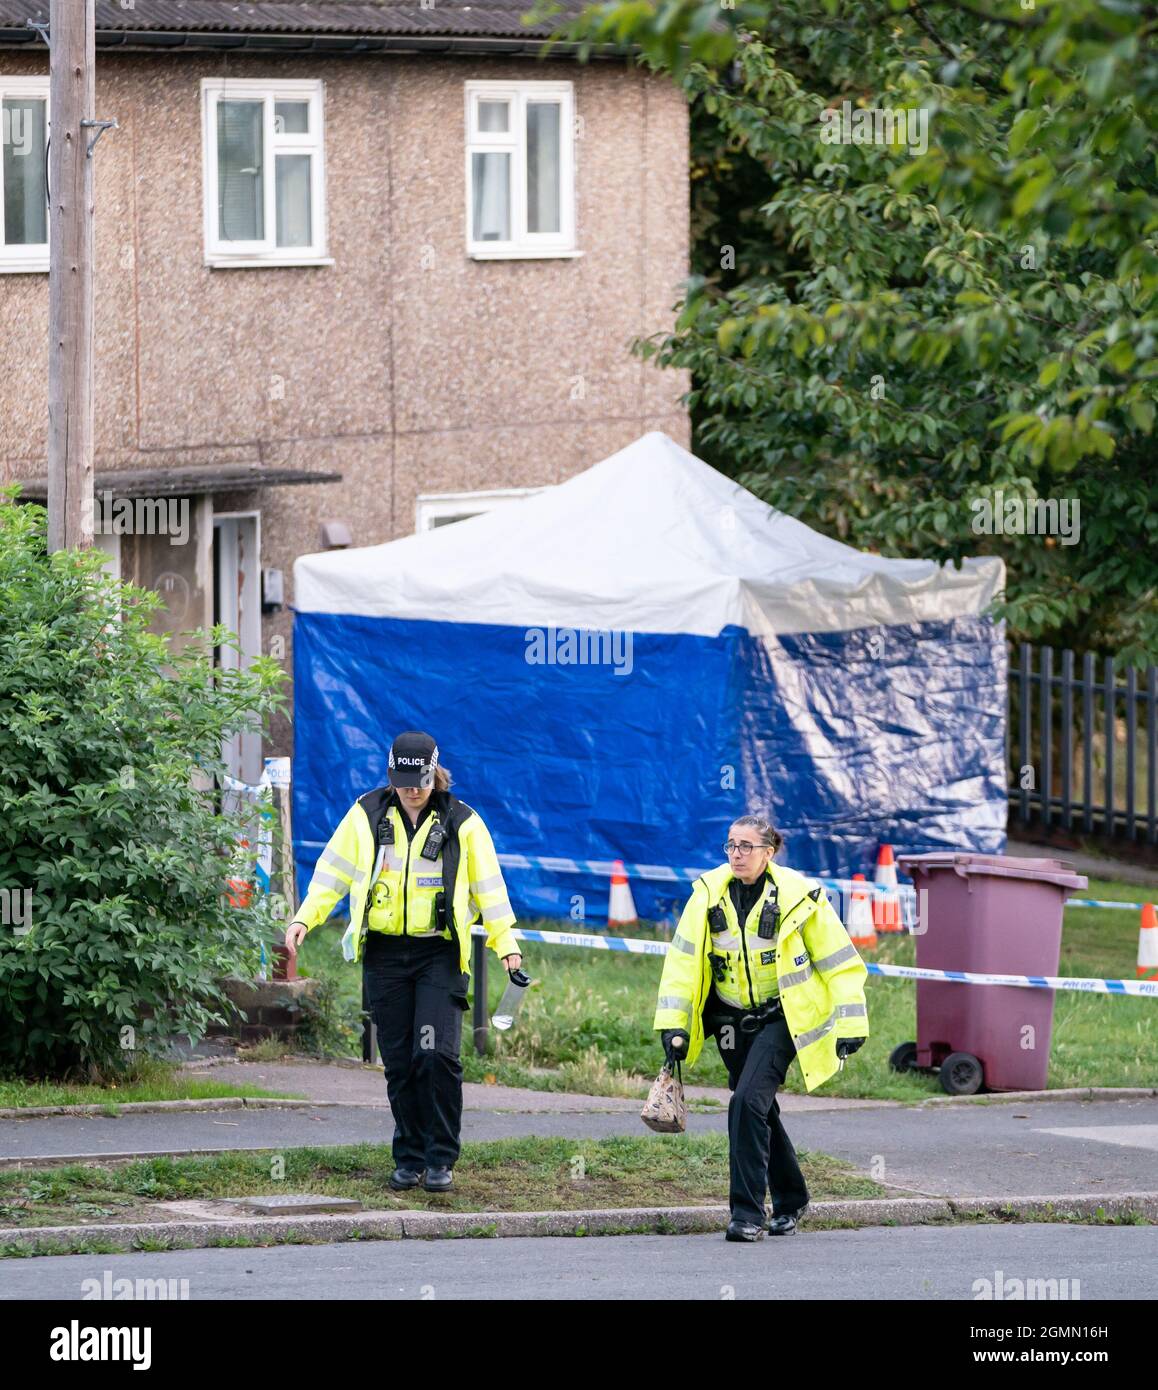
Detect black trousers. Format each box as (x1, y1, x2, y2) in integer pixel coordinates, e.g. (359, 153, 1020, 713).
(362, 931, 470, 1171)
(704, 994, 810, 1225)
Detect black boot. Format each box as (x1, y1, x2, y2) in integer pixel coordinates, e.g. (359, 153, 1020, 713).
(766, 1202, 808, 1235)
(725, 1217, 766, 1242)
(389, 1167, 425, 1191)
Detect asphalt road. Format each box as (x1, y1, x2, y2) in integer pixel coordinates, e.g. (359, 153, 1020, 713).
(1, 1222, 1152, 1300)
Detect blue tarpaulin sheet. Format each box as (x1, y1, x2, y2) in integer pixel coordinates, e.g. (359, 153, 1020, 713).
(291, 434, 1006, 924)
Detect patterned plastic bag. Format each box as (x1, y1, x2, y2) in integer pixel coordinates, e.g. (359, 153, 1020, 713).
(640, 1061, 687, 1133)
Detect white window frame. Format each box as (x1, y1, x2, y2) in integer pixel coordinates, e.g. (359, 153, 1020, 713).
(415, 486, 545, 533)
(464, 80, 577, 260)
(201, 78, 329, 269)
(0, 77, 50, 274)
(213, 509, 264, 784)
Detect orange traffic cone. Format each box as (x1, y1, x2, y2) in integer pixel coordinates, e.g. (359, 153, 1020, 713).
(226, 878, 253, 908)
(608, 860, 637, 927)
(226, 837, 253, 908)
(847, 872, 878, 950)
(873, 843, 903, 933)
(1137, 903, 1158, 981)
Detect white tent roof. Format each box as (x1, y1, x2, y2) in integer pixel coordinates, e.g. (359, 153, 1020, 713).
(294, 432, 1003, 636)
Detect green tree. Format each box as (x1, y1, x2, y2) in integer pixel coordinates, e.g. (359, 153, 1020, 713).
(0, 496, 288, 1080)
(543, 0, 1158, 659)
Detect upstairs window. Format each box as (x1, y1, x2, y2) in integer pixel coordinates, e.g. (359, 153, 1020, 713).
(415, 486, 546, 532)
(0, 78, 49, 273)
(465, 81, 576, 259)
(202, 79, 327, 267)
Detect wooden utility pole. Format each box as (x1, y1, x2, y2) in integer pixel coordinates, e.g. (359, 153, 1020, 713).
(46, 0, 95, 553)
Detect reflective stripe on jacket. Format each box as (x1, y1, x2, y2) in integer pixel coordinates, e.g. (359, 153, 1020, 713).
(295, 788, 518, 972)
(653, 862, 869, 1092)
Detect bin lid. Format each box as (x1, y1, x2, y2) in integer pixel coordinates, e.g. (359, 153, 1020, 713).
(896, 851, 1087, 891)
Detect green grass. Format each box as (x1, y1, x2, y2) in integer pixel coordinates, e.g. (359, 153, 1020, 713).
(0, 1058, 302, 1110)
(1037, 874, 1157, 1089)
(1, 1142, 1148, 1257)
(11, 877, 1137, 1109)
(0, 1135, 882, 1235)
(295, 872, 1157, 1099)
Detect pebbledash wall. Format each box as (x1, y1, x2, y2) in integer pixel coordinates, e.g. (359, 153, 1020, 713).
(0, 46, 690, 760)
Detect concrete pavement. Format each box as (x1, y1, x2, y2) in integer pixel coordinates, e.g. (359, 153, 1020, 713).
(0, 1102, 727, 1165)
(174, 1055, 900, 1111)
(4, 1080, 1157, 1202)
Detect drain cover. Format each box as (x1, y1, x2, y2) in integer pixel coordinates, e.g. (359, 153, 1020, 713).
(220, 1194, 364, 1216)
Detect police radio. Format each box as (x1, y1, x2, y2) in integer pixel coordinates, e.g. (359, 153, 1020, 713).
(421, 820, 447, 862)
(757, 882, 780, 940)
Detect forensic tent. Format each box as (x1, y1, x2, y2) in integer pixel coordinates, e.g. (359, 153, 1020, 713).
(292, 432, 1007, 922)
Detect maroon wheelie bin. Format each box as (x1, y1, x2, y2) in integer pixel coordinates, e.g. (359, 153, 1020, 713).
(892, 853, 1087, 1094)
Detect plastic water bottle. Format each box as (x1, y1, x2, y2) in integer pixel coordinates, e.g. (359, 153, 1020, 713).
(491, 968, 532, 1031)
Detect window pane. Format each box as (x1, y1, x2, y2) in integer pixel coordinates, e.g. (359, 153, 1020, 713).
(3, 97, 48, 245)
(217, 100, 264, 242)
(477, 100, 509, 134)
(526, 102, 561, 234)
(471, 151, 510, 242)
(276, 153, 312, 248)
(274, 101, 309, 135)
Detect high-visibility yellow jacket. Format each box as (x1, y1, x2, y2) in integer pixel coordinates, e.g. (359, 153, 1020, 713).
(294, 786, 519, 972)
(653, 862, 869, 1092)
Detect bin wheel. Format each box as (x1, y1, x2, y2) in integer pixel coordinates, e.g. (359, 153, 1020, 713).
(888, 1041, 918, 1073)
(940, 1052, 983, 1096)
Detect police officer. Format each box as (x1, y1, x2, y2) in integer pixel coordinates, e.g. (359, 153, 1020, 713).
(285, 732, 521, 1194)
(654, 814, 869, 1241)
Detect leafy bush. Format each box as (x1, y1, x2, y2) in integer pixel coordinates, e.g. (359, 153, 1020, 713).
(292, 973, 365, 1058)
(0, 496, 287, 1080)
(553, 0, 1158, 660)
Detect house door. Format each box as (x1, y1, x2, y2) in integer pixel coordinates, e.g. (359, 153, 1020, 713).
(213, 512, 262, 785)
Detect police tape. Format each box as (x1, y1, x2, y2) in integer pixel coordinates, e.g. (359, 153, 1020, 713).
(1067, 897, 1154, 911)
(497, 852, 897, 899)
(471, 924, 1158, 997)
(495, 854, 921, 922)
(493, 854, 1154, 914)
(476, 923, 669, 958)
(865, 961, 1158, 998)
(495, 853, 699, 883)
(296, 842, 921, 922)
(297, 842, 1152, 918)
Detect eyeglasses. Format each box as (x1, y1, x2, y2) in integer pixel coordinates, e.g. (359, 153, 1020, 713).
(723, 841, 762, 856)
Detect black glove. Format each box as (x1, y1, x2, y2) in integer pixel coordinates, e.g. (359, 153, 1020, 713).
(835, 1037, 866, 1059)
(661, 1029, 690, 1067)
